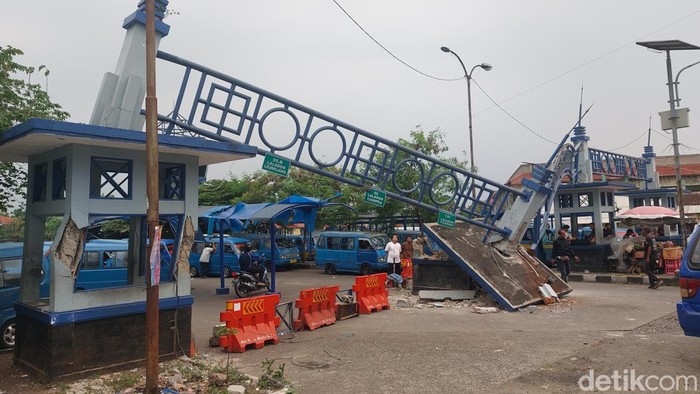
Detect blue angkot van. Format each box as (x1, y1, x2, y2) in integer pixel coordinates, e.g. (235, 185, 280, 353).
(315, 231, 388, 275)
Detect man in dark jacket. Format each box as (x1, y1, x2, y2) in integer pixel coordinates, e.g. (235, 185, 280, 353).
(239, 245, 265, 286)
(551, 229, 579, 282)
(642, 228, 663, 289)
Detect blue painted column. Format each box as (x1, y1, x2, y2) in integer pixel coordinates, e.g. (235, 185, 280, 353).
(216, 219, 229, 295)
(270, 221, 277, 293)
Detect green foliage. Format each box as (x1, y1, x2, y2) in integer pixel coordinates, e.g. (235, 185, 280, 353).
(257, 359, 287, 390)
(0, 46, 70, 212)
(214, 326, 238, 337)
(0, 208, 25, 241)
(107, 373, 142, 391)
(198, 126, 470, 231)
(44, 216, 62, 240)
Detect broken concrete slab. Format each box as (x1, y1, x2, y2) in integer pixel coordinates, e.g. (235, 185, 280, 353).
(473, 306, 500, 314)
(418, 290, 476, 301)
(423, 222, 572, 311)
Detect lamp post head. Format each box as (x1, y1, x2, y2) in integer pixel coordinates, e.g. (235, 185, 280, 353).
(480, 63, 493, 71)
(440, 46, 451, 53)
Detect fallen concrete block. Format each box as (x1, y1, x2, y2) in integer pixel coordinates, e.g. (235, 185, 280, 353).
(538, 283, 559, 304)
(473, 306, 500, 314)
(418, 289, 476, 301)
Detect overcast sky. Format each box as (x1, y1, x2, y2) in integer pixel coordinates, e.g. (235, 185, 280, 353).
(3, 0, 700, 186)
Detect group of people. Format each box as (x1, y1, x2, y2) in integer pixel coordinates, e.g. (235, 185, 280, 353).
(385, 234, 428, 288)
(551, 226, 663, 289)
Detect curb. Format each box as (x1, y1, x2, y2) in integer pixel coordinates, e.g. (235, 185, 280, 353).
(567, 273, 679, 287)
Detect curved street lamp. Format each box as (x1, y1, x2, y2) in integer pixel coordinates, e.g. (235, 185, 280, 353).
(441, 46, 492, 174)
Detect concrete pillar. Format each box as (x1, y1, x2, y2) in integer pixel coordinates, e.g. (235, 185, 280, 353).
(90, 0, 170, 130)
(643, 145, 660, 189)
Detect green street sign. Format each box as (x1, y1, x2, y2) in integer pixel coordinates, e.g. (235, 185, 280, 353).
(262, 153, 290, 177)
(364, 189, 387, 208)
(437, 211, 456, 228)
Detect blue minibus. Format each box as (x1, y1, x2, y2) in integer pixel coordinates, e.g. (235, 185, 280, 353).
(232, 234, 301, 268)
(189, 237, 255, 278)
(315, 231, 388, 275)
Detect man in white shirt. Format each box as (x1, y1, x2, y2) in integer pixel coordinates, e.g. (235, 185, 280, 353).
(199, 243, 214, 277)
(385, 235, 402, 277)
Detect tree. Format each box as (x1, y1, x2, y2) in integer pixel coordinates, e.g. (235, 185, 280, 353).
(198, 126, 468, 231)
(0, 46, 70, 212)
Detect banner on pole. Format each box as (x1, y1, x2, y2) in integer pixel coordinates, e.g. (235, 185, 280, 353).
(150, 225, 162, 286)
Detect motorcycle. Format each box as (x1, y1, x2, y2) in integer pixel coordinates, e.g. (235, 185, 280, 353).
(232, 254, 271, 298)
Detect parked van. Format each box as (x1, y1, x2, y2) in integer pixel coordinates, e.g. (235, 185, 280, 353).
(315, 231, 388, 275)
(278, 235, 316, 262)
(75, 239, 174, 290)
(677, 227, 700, 337)
(232, 234, 301, 268)
(189, 237, 253, 278)
(0, 239, 172, 348)
(0, 243, 50, 348)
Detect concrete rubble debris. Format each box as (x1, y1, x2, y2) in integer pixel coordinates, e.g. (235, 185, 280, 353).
(473, 306, 501, 314)
(50, 355, 283, 393)
(228, 384, 246, 394)
(396, 298, 414, 308)
(418, 289, 476, 301)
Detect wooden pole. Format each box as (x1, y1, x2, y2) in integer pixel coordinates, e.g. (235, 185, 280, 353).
(145, 0, 160, 392)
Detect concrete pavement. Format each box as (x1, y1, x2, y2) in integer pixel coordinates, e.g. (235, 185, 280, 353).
(189, 268, 693, 393)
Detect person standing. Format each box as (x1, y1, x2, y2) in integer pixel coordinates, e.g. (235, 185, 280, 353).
(642, 228, 663, 289)
(385, 235, 402, 278)
(401, 236, 414, 283)
(239, 244, 265, 286)
(561, 224, 573, 240)
(551, 229, 579, 283)
(199, 243, 215, 277)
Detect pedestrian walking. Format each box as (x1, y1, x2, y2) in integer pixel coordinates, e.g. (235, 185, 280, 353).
(641, 228, 664, 289)
(551, 229, 579, 283)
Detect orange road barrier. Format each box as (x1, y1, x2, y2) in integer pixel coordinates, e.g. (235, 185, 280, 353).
(293, 285, 340, 331)
(352, 273, 390, 314)
(219, 294, 281, 353)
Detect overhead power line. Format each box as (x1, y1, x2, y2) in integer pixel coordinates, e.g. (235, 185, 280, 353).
(331, 0, 462, 82)
(475, 8, 700, 115)
(471, 80, 558, 144)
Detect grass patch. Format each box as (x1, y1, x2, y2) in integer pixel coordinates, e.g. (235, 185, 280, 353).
(108, 373, 142, 391)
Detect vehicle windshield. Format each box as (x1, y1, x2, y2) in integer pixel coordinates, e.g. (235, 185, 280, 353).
(370, 236, 386, 250)
(276, 238, 296, 248)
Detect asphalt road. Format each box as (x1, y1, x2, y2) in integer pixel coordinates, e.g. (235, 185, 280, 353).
(1, 267, 697, 393)
(189, 267, 700, 393)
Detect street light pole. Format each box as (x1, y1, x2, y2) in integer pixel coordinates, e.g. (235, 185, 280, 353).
(663, 49, 687, 248)
(637, 40, 700, 249)
(441, 46, 492, 175)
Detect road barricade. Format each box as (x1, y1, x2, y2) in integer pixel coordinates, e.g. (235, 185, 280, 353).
(219, 294, 281, 353)
(293, 285, 340, 331)
(352, 273, 390, 314)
